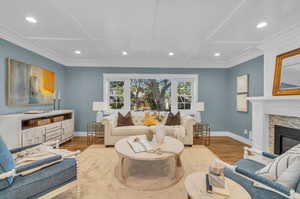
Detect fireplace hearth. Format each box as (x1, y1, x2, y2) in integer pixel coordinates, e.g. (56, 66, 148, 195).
(274, 125, 300, 154)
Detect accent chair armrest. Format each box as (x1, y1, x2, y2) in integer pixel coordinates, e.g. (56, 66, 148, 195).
(214, 159, 298, 199)
(0, 155, 63, 180)
(244, 147, 279, 159)
(236, 167, 291, 196)
(10, 143, 40, 154)
(15, 155, 62, 174)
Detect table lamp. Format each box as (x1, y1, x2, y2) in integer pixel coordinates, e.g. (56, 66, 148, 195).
(93, 102, 106, 122)
(194, 102, 205, 122)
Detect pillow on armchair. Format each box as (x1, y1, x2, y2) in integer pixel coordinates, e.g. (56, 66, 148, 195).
(256, 144, 300, 180)
(0, 136, 15, 190)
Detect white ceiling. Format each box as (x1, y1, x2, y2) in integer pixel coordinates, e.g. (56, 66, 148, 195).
(0, 0, 300, 68)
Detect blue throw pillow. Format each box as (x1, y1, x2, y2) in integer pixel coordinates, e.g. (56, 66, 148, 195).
(296, 182, 300, 193)
(0, 136, 15, 190)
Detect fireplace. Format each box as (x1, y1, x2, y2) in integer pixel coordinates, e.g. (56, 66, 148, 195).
(274, 125, 300, 154)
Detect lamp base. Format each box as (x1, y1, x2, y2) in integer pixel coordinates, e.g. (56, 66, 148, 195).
(96, 111, 103, 122)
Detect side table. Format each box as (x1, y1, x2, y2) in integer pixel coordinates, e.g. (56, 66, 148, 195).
(193, 122, 211, 145)
(184, 172, 251, 199)
(86, 121, 105, 144)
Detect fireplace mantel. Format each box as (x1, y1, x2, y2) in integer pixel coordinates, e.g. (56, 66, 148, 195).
(248, 96, 300, 152)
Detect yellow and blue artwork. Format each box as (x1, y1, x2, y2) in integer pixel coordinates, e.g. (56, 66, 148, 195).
(7, 58, 56, 105)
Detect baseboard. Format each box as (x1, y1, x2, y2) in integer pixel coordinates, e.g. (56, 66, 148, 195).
(211, 131, 252, 146)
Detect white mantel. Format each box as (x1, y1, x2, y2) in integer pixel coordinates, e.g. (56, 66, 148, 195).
(248, 96, 300, 151)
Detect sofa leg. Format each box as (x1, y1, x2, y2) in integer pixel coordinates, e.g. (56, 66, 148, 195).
(184, 144, 193, 147)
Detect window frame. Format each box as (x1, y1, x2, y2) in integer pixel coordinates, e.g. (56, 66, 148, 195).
(103, 73, 198, 114)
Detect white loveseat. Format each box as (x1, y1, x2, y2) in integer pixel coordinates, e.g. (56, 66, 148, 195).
(103, 113, 196, 146)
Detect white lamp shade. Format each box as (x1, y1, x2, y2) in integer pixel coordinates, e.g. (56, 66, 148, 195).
(92, 102, 106, 111)
(194, 102, 205, 111)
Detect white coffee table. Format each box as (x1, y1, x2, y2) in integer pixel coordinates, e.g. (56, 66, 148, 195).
(184, 172, 251, 199)
(114, 135, 184, 190)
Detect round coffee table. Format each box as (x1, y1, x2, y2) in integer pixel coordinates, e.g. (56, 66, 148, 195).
(115, 135, 184, 190)
(184, 172, 251, 199)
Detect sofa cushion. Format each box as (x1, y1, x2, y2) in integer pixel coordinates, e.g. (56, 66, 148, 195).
(112, 126, 150, 136)
(165, 112, 181, 126)
(256, 144, 300, 180)
(144, 112, 158, 126)
(132, 115, 145, 126)
(0, 158, 76, 199)
(117, 112, 134, 127)
(0, 136, 15, 190)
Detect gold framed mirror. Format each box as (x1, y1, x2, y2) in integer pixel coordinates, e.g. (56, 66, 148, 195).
(273, 48, 300, 96)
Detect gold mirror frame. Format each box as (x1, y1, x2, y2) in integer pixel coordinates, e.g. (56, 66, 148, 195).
(273, 48, 300, 96)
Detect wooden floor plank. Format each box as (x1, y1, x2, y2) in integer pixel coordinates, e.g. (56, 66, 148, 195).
(60, 136, 248, 164)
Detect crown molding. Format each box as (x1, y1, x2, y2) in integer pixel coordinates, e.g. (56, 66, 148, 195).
(0, 25, 67, 65)
(225, 47, 263, 68)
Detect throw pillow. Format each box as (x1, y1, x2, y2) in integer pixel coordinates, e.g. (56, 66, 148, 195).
(165, 112, 181, 126)
(0, 136, 15, 190)
(117, 112, 134, 127)
(144, 112, 157, 126)
(256, 144, 300, 180)
(277, 157, 300, 190)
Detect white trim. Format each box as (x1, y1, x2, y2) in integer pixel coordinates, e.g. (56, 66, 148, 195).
(0, 25, 65, 65)
(211, 131, 252, 145)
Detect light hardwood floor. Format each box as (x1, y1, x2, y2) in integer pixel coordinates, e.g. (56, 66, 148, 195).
(60, 136, 248, 164)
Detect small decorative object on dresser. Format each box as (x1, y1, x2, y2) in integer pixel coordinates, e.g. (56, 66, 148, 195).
(92, 101, 106, 122)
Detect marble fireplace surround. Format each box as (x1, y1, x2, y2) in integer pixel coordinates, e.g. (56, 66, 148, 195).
(248, 96, 300, 152)
(268, 115, 300, 153)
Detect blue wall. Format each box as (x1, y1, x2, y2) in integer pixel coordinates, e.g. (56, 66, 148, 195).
(0, 39, 65, 114)
(63, 67, 229, 132)
(227, 56, 264, 138)
(0, 38, 264, 139)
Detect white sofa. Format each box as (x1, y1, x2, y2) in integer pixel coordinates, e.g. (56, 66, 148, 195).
(103, 113, 196, 146)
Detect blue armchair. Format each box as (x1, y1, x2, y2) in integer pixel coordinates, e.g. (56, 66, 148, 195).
(216, 147, 300, 199)
(0, 137, 78, 199)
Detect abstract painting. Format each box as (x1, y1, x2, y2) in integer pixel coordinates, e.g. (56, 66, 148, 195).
(7, 58, 56, 106)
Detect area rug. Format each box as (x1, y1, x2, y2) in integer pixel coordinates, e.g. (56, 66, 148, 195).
(51, 145, 218, 199)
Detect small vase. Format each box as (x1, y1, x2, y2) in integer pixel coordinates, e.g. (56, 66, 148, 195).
(155, 123, 165, 144)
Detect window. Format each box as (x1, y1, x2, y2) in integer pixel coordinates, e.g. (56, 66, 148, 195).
(104, 74, 198, 113)
(109, 81, 125, 109)
(177, 81, 192, 110)
(130, 79, 171, 111)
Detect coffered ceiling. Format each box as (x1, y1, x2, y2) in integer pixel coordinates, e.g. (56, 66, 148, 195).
(0, 0, 300, 68)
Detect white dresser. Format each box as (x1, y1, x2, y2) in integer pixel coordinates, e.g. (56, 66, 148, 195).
(0, 110, 74, 149)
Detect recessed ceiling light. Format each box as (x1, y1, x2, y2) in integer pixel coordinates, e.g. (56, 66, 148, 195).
(25, 16, 37, 24)
(256, 21, 268, 29)
(168, 52, 174, 56)
(214, 52, 221, 57)
(74, 50, 81, 55)
(122, 51, 128, 56)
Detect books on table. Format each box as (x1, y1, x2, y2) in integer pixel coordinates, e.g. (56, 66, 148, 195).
(127, 136, 154, 153)
(206, 173, 230, 198)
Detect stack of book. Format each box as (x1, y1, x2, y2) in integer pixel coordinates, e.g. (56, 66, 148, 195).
(206, 165, 229, 198)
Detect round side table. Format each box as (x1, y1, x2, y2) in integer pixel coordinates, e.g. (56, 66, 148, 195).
(184, 172, 251, 199)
